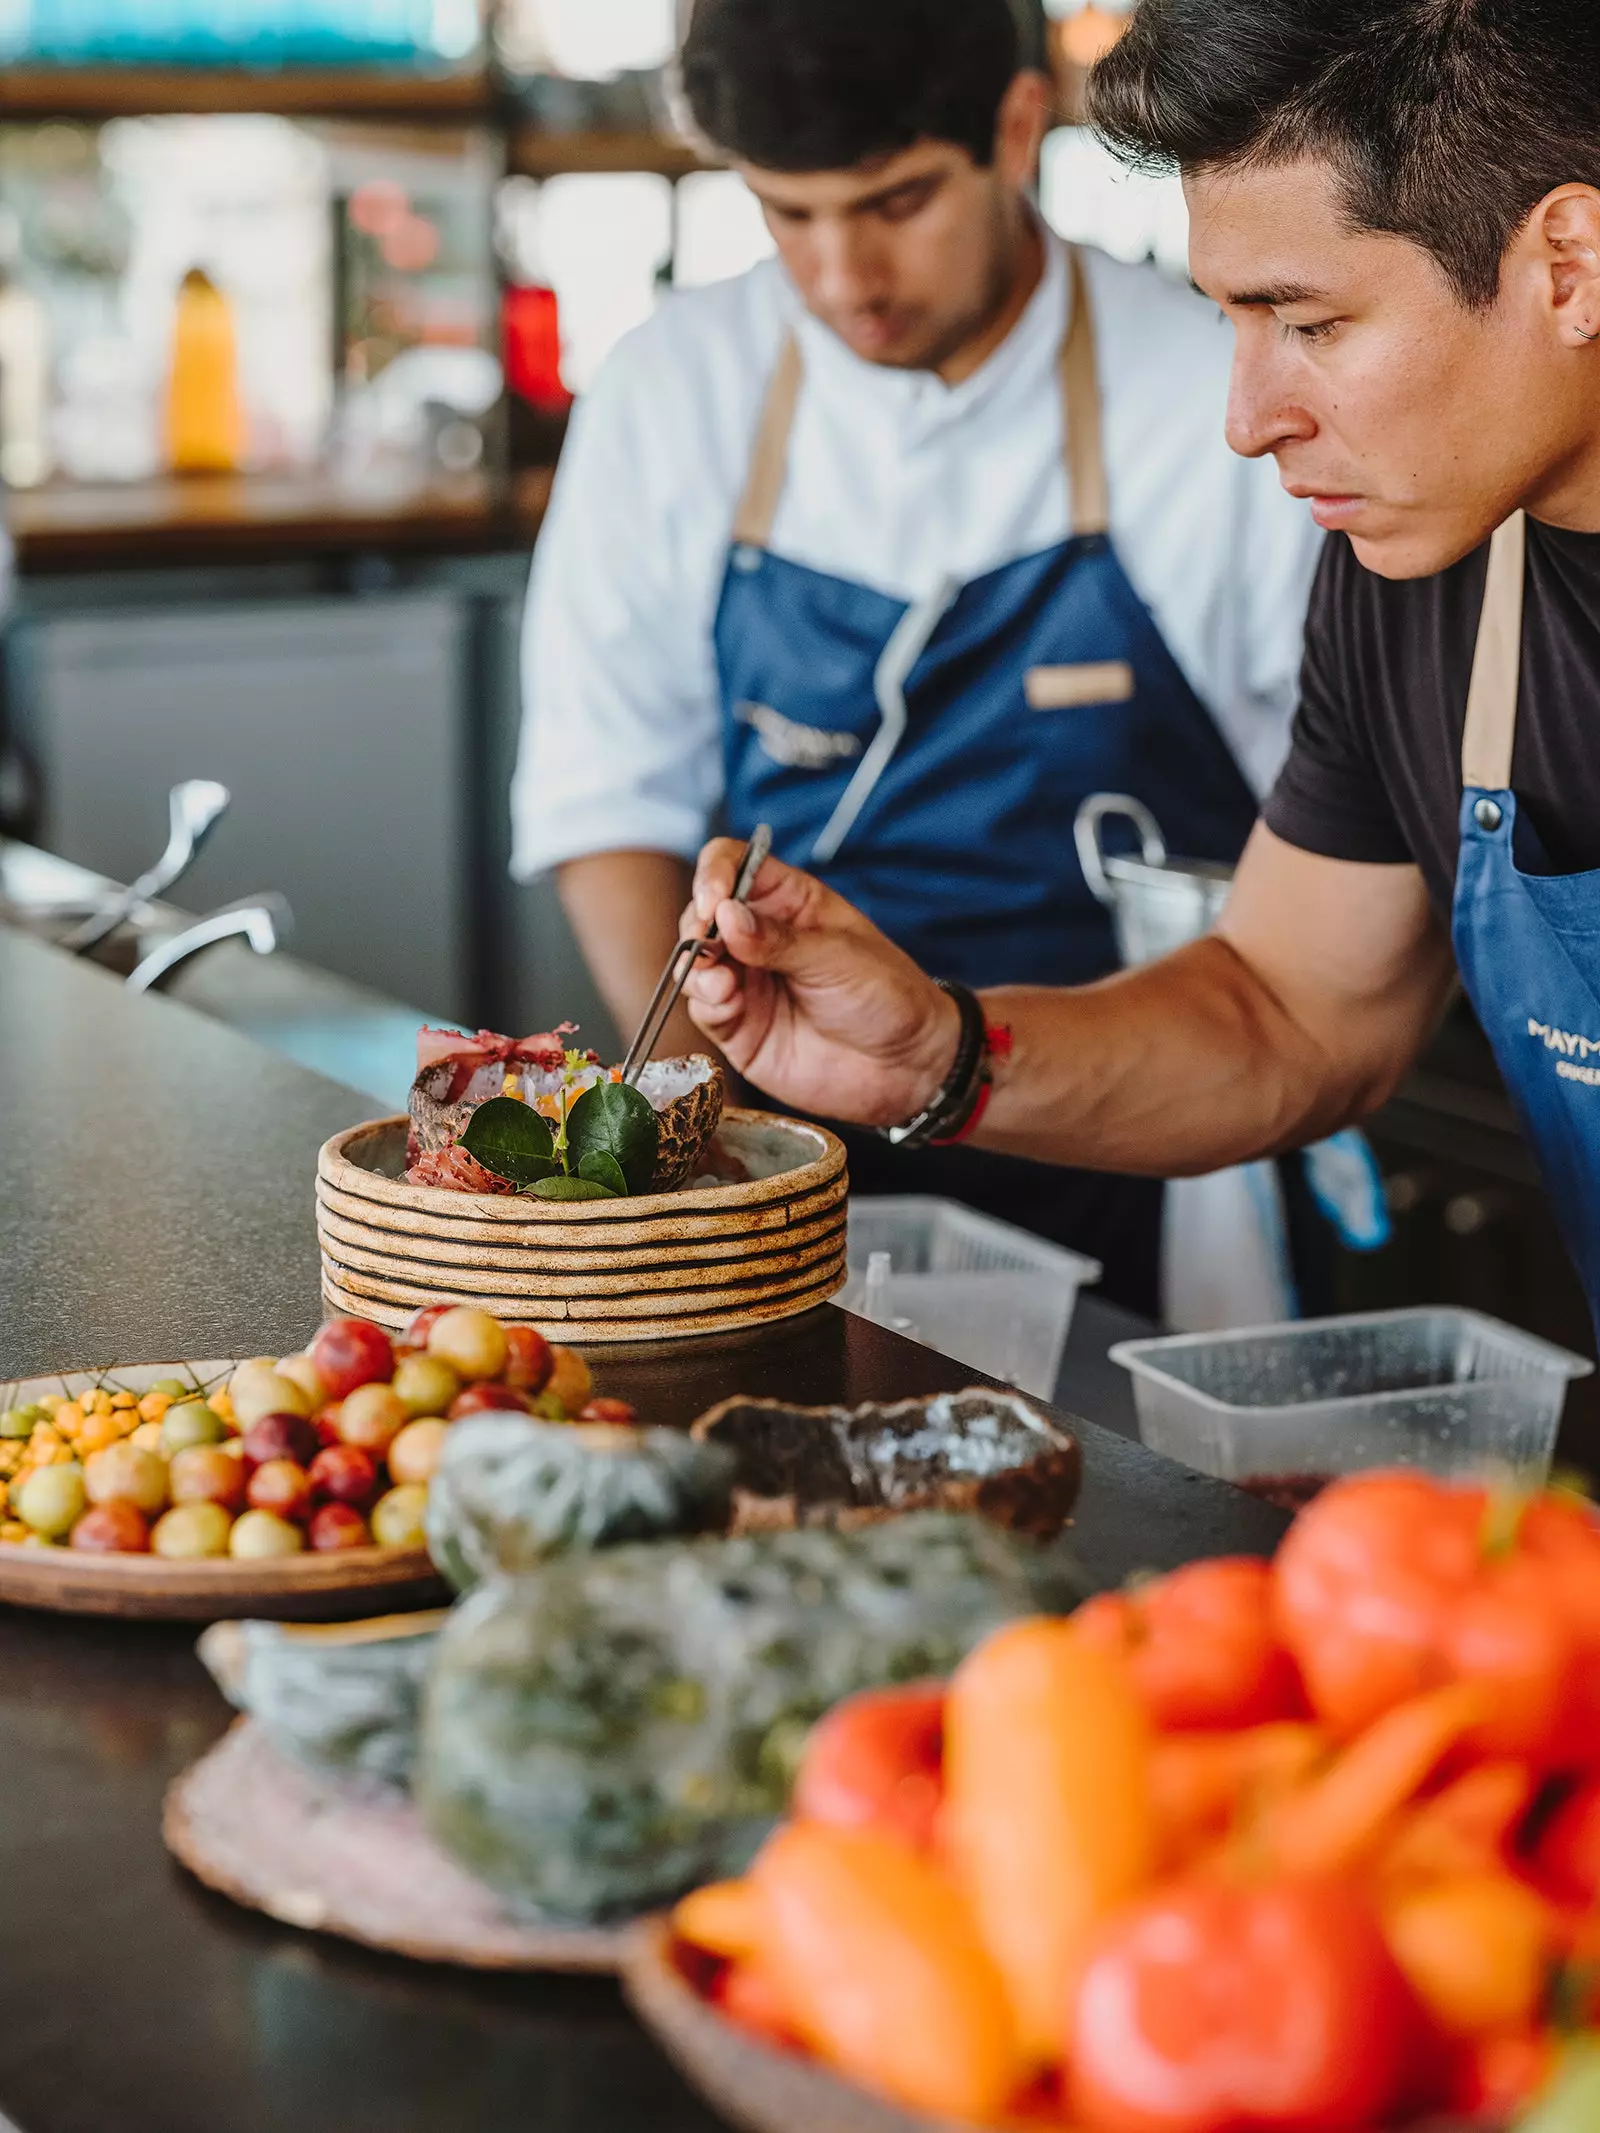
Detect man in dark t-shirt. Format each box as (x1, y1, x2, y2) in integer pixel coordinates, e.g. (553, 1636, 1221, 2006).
(656, 0, 1600, 1331)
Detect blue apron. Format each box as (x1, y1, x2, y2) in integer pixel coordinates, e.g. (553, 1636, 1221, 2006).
(1453, 511, 1600, 1321)
(713, 247, 1260, 993)
(710, 248, 1260, 1313)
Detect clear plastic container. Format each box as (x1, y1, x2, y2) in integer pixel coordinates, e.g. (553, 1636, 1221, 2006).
(841, 1197, 1101, 1400)
(1111, 1307, 1593, 1494)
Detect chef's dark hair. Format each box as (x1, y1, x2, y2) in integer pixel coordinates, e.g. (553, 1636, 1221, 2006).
(1088, 0, 1600, 310)
(680, 0, 1041, 174)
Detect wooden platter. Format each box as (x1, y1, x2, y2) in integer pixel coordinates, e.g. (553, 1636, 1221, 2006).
(0, 1359, 446, 1622)
(166, 1719, 628, 1973)
(317, 1109, 850, 1343)
(624, 1924, 1495, 2133)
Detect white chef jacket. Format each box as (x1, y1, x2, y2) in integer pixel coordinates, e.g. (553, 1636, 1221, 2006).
(511, 230, 1323, 879)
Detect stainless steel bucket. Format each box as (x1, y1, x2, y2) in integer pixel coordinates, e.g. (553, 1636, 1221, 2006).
(1074, 794, 1235, 969)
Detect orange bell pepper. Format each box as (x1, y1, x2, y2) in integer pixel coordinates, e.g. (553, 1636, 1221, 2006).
(942, 1618, 1154, 2061)
(672, 1878, 767, 1964)
(1150, 1723, 1328, 1860)
(1382, 1871, 1557, 2038)
(1376, 1760, 1538, 1891)
(751, 1821, 1023, 2123)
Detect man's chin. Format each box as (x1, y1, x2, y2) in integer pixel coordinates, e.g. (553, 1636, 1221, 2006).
(1346, 515, 1497, 582)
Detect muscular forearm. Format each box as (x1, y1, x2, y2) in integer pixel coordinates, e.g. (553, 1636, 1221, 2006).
(557, 850, 699, 1058)
(972, 937, 1397, 1175)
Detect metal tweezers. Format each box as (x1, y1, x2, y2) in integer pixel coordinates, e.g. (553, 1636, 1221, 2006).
(620, 824, 773, 1086)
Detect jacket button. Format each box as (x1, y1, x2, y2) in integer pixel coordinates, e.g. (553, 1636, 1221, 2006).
(1474, 799, 1504, 832)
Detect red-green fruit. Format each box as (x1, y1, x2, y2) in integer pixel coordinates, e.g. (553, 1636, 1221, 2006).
(309, 1444, 381, 1509)
(336, 1384, 408, 1454)
(85, 1442, 169, 1515)
(229, 1509, 303, 1561)
(404, 1303, 454, 1350)
(229, 1371, 312, 1431)
(426, 1306, 508, 1382)
(578, 1398, 638, 1426)
(311, 1317, 395, 1401)
(547, 1346, 594, 1414)
(241, 1411, 320, 1470)
(274, 1352, 328, 1408)
(370, 1483, 429, 1551)
(16, 1463, 88, 1540)
(151, 1501, 232, 1560)
(247, 1459, 314, 1523)
(388, 1418, 449, 1487)
(70, 1501, 150, 1554)
(309, 1502, 370, 1553)
(449, 1384, 533, 1422)
(502, 1325, 555, 1394)
(391, 1353, 460, 1420)
(169, 1445, 248, 1513)
(161, 1401, 230, 1455)
(314, 1411, 343, 1448)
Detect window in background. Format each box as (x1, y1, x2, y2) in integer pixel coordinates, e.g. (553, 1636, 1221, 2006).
(496, 0, 675, 128)
(5, 0, 482, 65)
(673, 171, 773, 290)
(1040, 126, 1189, 281)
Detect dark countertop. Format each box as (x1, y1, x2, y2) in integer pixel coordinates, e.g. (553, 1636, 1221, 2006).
(0, 926, 1284, 2133)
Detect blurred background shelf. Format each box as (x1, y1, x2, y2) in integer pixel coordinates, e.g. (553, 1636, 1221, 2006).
(508, 127, 717, 179)
(0, 64, 493, 122)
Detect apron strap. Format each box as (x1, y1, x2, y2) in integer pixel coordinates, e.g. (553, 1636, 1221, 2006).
(1461, 510, 1527, 792)
(730, 240, 1110, 554)
(731, 332, 804, 550)
(1062, 245, 1110, 540)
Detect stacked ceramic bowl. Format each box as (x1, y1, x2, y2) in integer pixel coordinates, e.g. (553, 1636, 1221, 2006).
(316, 1111, 849, 1344)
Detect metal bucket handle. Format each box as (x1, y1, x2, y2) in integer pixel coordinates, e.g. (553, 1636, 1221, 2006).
(1074, 794, 1169, 909)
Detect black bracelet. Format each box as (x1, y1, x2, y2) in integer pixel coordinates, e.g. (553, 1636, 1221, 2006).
(879, 980, 989, 1151)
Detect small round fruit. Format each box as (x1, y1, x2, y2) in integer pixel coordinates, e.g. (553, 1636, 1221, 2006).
(70, 1502, 150, 1554)
(162, 1401, 229, 1456)
(309, 1444, 380, 1509)
(229, 1370, 312, 1431)
(309, 1502, 371, 1553)
(336, 1383, 409, 1454)
(1, 1405, 38, 1440)
(150, 1376, 192, 1399)
(314, 1410, 344, 1449)
(501, 1325, 555, 1394)
(547, 1346, 594, 1414)
(403, 1303, 454, 1351)
(151, 1501, 233, 1560)
(229, 1509, 304, 1561)
(449, 1384, 533, 1422)
(241, 1411, 320, 1470)
(391, 1353, 460, 1420)
(578, 1398, 638, 1427)
(247, 1459, 314, 1523)
(426, 1306, 508, 1382)
(370, 1484, 429, 1551)
(169, 1445, 248, 1513)
(128, 1420, 166, 1454)
(388, 1419, 449, 1487)
(274, 1352, 328, 1408)
(311, 1318, 395, 1401)
(85, 1442, 169, 1515)
(16, 1463, 88, 1541)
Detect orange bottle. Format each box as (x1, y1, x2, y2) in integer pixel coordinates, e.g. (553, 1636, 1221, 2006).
(165, 267, 243, 474)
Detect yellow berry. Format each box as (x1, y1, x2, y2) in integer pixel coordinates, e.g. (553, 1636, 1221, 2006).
(35, 1394, 64, 1416)
(138, 1391, 172, 1423)
(110, 1390, 136, 1411)
(54, 1403, 85, 1435)
(0, 1519, 27, 1543)
(128, 1421, 166, 1454)
(78, 1415, 122, 1456)
(86, 1389, 113, 1417)
(210, 1388, 236, 1426)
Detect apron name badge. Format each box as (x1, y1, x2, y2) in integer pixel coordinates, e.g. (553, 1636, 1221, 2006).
(736, 700, 862, 772)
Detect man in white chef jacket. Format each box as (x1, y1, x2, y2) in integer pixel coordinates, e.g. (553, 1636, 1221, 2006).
(511, 0, 1322, 1316)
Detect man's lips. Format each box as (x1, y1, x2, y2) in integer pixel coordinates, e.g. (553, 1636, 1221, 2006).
(1284, 484, 1367, 530)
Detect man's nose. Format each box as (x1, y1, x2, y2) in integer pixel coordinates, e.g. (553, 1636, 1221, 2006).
(811, 221, 880, 312)
(1226, 342, 1316, 461)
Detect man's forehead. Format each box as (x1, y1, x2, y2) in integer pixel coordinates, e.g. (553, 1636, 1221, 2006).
(737, 140, 964, 212)
(1185, 156, 1355, 303)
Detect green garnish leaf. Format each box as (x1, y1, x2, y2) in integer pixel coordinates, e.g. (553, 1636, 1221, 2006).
(566, 1079, 660, 1195)
(460, 1096, 559, 1186)
(528, 1174, 621, 1202)
(577, 1150, 629, 1197)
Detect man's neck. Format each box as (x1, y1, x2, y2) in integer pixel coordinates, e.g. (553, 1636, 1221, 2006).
(936, 205, 1047, 387)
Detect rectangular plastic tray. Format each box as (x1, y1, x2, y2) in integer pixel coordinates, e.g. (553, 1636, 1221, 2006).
(841, 1197, 1101, 1401)
(1112, 1306, 1593, 1490)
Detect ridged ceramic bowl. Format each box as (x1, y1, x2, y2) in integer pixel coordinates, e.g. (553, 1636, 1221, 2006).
(317, 1108, 849, 1344)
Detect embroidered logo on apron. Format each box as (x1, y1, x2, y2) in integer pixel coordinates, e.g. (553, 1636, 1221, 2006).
(737, 700, 863, 771)
(1529, 1017, 1600, 1085)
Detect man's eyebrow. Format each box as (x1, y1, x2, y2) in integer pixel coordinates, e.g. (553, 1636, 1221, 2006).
(849, 172, 943, 215)
(1218, 281, 1330, 308)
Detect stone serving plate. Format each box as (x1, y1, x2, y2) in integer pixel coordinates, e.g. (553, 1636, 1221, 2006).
(692, 1389, 1082, 1540)
(317, 1109, 849, 1344)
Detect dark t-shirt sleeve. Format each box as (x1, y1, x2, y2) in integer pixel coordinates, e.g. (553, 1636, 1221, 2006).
(1263, 537, 1417, 867)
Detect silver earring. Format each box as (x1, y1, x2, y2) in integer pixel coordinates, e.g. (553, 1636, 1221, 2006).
(1579, 326, 1600, 342)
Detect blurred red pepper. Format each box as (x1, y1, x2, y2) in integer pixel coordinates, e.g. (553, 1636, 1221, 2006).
(1066, 1877, 1414, 2132)
(1076, 1558, 1307, 1731)
(792, 1682, 946, 1851)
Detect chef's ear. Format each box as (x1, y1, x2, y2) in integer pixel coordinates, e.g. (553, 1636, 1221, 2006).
(1529, 186, 1600, 349)
(993, 69, 1053, 191)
